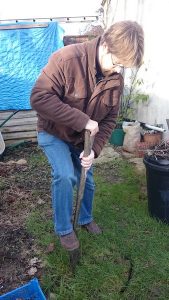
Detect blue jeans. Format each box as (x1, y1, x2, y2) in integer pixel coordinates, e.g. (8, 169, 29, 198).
(37, 131, 95, 236)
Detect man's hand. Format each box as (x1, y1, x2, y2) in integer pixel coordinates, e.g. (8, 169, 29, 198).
(85, 119, 99, 136)
(79, 149, 95, 171)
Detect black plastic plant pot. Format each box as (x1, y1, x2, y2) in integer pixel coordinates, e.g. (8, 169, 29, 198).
(144, 155, 169, 224)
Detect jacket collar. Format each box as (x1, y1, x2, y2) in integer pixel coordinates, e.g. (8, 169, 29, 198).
(86, 36, 123, 85)
(86, 36, 101, 83)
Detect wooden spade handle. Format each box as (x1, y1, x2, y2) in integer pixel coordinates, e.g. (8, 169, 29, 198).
(73, 129, 91, 231)
(83, 130, 91, 156)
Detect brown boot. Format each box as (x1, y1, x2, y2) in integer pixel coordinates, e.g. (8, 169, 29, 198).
(59, 231, 79, 251)
(82, 221, 102, 234)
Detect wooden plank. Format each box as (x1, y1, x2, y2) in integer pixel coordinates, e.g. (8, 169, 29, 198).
(0, 23, 48, 30)
(63, 35, 96, 46)
(0, 110, 37, 120)
(5, 137, 37, 146)
(2, 131, 37, 140)
(0, 117, 37, 127)
(1, 124, 36, 133)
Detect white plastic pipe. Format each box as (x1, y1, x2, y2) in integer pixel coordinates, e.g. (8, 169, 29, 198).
(144, 123, 166, 132)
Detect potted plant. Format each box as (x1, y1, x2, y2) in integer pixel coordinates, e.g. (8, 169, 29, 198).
(109, 68, 149, 146)
(119, 68, 149, 121)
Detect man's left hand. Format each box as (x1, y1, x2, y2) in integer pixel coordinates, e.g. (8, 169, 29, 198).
(79, 150, 95, 171)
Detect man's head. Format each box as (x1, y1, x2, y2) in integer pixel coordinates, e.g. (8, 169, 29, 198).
(98, 20, 144, 76)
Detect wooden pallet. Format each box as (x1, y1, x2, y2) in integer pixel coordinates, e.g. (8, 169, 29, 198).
(0, 110, 37, 146)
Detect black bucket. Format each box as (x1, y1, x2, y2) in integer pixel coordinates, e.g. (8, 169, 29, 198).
(143, 155, 169, 224)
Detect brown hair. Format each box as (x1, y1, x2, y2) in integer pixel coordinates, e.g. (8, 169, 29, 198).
(100, 20, 144, 67)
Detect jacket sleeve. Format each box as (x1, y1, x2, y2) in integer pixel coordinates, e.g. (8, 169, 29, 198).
(92, 88, 121, 157)
(30, 53, 89, 132)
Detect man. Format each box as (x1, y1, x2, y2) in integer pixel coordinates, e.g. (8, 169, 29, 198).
(30, 20, 144, 251)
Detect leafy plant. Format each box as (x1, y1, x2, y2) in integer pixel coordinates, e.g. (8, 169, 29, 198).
(118, 68, 149, 121)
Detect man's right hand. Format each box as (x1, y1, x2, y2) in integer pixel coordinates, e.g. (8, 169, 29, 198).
(85, 119, 99, 136)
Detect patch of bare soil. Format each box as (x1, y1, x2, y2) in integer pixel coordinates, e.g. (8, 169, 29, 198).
(0, 225, 40, 291)
(0, 143, 51, 295)
(94, 162, 123, 184)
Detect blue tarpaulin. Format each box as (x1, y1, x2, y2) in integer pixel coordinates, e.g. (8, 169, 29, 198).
(0, 22, 64, 110)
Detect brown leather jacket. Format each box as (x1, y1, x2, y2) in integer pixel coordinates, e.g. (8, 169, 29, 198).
(30, 37, 123, 157)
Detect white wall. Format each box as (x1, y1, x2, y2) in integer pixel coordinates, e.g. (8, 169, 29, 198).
(0, 0, 101, 35)
(105, 0, 169, 136)
(0, 0, 99, 19)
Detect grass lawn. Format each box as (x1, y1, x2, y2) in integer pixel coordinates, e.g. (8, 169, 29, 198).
(25, 147, 169, 300)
